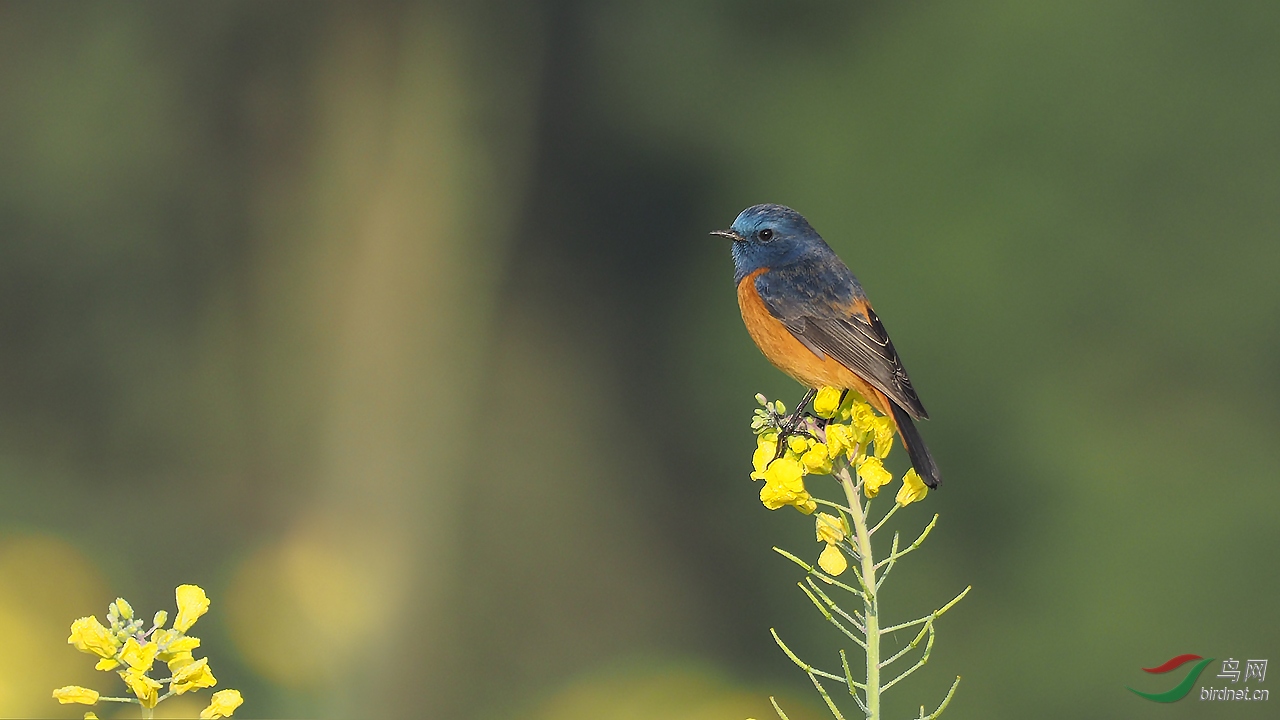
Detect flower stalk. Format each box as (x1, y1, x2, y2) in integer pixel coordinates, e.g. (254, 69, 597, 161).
(841, 461, 882, 719)
(750, 389, 969, 720)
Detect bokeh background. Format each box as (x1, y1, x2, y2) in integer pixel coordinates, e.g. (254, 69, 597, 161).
(1, 2, 1277, 718)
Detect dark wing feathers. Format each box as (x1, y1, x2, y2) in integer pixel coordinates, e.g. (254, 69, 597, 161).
(758, 258, 929, 421)
(788, 310, 928, 420)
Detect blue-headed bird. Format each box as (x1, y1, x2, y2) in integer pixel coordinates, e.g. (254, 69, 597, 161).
(713, 204, 941, 488)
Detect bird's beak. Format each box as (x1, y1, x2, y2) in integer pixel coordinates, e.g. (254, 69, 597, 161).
(710, 229, 744, 242)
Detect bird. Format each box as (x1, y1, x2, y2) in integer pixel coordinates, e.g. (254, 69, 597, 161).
(712, 203, 940, 488)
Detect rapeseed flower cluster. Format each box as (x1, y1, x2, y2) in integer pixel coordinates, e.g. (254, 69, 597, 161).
(750, 387, 927, 514)
(749, 388, 966, 720)
(54, 585, 243, 719)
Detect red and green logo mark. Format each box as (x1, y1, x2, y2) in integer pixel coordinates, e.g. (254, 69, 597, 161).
(1129, 654, 1215, 702)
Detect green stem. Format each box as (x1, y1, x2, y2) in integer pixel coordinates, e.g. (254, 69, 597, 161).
(868, 502, 898, 536)
(839, 463, 880, 720)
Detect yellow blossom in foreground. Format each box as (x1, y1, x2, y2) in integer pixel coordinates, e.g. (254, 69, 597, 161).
(119, 637, 158, 673)
(870, 415, 895, 458)
(68, 616, 118, 659)
(818, 543, 848, 575)
(121, 670, 162, 708)
(167, 650, 196, 673)
(786, 435, 808, 455)
(812, 386, 843, 418)
(896, 469, 928, 507)
(174, 585, 210, 632)
(800, 443, 832, 474)
(858, 457, 893, 498)
(814, 513, 847, 545)
(85, 713, 99, 720)
(171, 657, 217, 694)
(155, 629, 201, 659)
(764, 458, 803, 488)
(824, 422, 855, 460)
(759, 458, 816, 514)
(760, 460, 802, 509)
(200, 689, 243, 719)
(52, 686, 100, 705)
(751, 432, 778, 479)
(56, 587, 241, 718)
(848, 400, 876, 438)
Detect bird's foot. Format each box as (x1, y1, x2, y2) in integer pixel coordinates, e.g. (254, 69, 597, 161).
(771, 388, 819, 461)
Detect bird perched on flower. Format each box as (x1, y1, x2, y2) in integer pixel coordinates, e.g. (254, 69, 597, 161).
(713, 204, 941, 488)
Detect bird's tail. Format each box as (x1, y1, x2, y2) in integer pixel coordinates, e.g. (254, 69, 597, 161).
(889, 402, 941, 488)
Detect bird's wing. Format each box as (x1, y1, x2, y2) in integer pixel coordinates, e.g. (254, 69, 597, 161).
(757, 261, 929, 421)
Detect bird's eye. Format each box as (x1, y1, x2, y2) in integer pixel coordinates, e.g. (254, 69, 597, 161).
(758, 228, 774, 241)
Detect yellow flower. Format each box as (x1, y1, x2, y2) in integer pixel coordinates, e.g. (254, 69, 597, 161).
(121, 670, 162, 708)
(759, 458, 816, 514)
(174, 585, 210, 632)
(85, 713, 99, 720)
(858, 457, 893, 498)
(817, 543, 847, 575)
(800, 443, 832, 474)
(786, 435, 808, 455)
(119, 637, 158, 673)
(152, 610, 168, 628)
(814, 513, 847, 545)
(52, 686, 100, 705)
(763, 457, 804, 490)
(169, 635, 201, 653)
(758, 482, 789, 510)
(155, 629, 201, 656)
(759, 458, 804, 510)
(812, 386, 843, 418)
(824, 422, 855, 460)
(896, 469, 928, 507)
(848, 400, 875, 436)
(751, 433, 778, 479)
(815, 512, 850, 575)
(171, 657, 217, 694)
(167, 650, 195, 673)
(68, 616, 119, 659)
(200, 689, 243, 719)
(94, 658, 120, 671)
(870, 415, 895, 458)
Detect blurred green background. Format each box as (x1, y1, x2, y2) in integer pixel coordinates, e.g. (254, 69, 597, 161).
(1, 1, 1277, 718)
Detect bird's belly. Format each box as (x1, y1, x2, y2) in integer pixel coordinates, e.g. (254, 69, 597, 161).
(737, 271, 888, 413)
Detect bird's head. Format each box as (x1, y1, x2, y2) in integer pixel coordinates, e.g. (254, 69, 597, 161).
(712, 204, 825, 284)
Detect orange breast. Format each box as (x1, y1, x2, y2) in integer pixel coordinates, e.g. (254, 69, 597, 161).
(737, 268, 891, 415)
